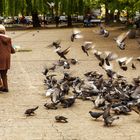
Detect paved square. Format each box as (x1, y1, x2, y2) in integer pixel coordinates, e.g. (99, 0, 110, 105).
(0, 27, 140, 140)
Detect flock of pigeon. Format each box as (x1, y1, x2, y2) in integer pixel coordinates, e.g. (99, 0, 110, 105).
(24, 25, 140, 127)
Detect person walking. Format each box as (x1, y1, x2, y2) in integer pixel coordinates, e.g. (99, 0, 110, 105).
(0, 25, 15, 92)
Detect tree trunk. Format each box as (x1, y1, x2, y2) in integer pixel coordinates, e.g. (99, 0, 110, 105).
(32, 12, 41, 27)
(105, 3, 109, 24)
(67, 15, 72, 27)
(116, 11, 120, 22)
(109, 12, 114, 22)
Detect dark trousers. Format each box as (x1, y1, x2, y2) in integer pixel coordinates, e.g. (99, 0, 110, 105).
(0, 70, 8, 89)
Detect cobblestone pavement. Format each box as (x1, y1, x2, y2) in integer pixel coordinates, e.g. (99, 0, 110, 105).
(0, 27, 140, 140)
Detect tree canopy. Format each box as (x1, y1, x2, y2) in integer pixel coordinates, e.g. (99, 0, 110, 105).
(0, 0, 140, 27)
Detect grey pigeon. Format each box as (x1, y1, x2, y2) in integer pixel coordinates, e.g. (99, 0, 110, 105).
(81, 42, 94, 56)
(24, 106, 39, 116)
(55, 47, 70, 60)
(44, 103, 58, 110)
(103, 104, 112, 119)
(104, 116, 119, 126)
(55, 115, 68, 123)
(89, 111, 104, 120)
(47, 40, 61, 49)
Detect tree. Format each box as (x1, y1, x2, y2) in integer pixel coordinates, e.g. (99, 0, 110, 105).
(1, 0, 140, 27)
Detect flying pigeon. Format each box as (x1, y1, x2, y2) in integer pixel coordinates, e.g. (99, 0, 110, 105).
(47, 2, 55, 8)
(71, 28, 83, 42)
(55, 47, 70, 60)
(47, 40, 61, 49)
(116, 57, 133, 71)
(114, 31, 130, 50)
(81, 41, 95, 56)
(131, 63, 136, 70)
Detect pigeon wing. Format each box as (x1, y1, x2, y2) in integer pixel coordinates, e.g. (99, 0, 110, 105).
(73, 28, 81, 34)
(62, 47, 70, 55)
(116, 31, 130, 43)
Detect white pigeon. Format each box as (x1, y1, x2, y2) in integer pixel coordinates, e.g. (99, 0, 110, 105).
(47, 2, 55, 8)
(45, 88, 55, 97)
(116, 57, 133, 65)
(115, 31, 130, 50)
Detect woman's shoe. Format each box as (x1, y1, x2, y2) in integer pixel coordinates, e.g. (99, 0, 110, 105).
(0, 88, 9, 92)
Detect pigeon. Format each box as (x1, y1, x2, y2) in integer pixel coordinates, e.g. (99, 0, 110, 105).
(105, 69, 117, 79)
(103, 104, 112, 119)
(55, 47, 70, 60)
(50, 85, 62, 104)
(94, 94, 105, 108)
(47, 2, 55, 8)
(42, 64, 56, 76)
(116, 57, 133, 71)
(68, 58, 78, 65)
(81, 41, 95, 56)
(60, 96, 76, 108)
(99, 26, 105, 35)
(136, 56, 140, 61)
(55, 59, 65, 66)
(112, 105, 131, 115)
(42, 67, 49, 76)
(45, 88, 55, 97)
(71, 28, 83, 42)
(48, 40, 61, 49)
(99, 25, 109, 37)
(44, 75, 57, 88)
(61, 83, 70, 95)
(131, 63, 136, 70)
(44, 102, 58, 110)
(114, 31, 130, 50)
(89, 111, 104, 120)
(49, 64, 57, 71)
(55, 115, 68, 123)
(93, 50, 105, 66)
(103, 29, 109, 37)
(104, 116, 119, 126)
(131, 106, 140, 116)
(104, 51, 118, 65)
(24, 106, 39, 116)
(132, 78, 140, 87)
(63, 61, 70, 69)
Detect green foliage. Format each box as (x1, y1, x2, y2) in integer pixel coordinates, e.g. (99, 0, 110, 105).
(0, 0, 140, 25)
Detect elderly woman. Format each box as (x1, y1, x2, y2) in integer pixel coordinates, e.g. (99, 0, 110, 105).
(0, 25, 15, 92)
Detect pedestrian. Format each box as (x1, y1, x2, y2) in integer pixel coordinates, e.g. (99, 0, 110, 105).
(0, 25, 15, 92)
